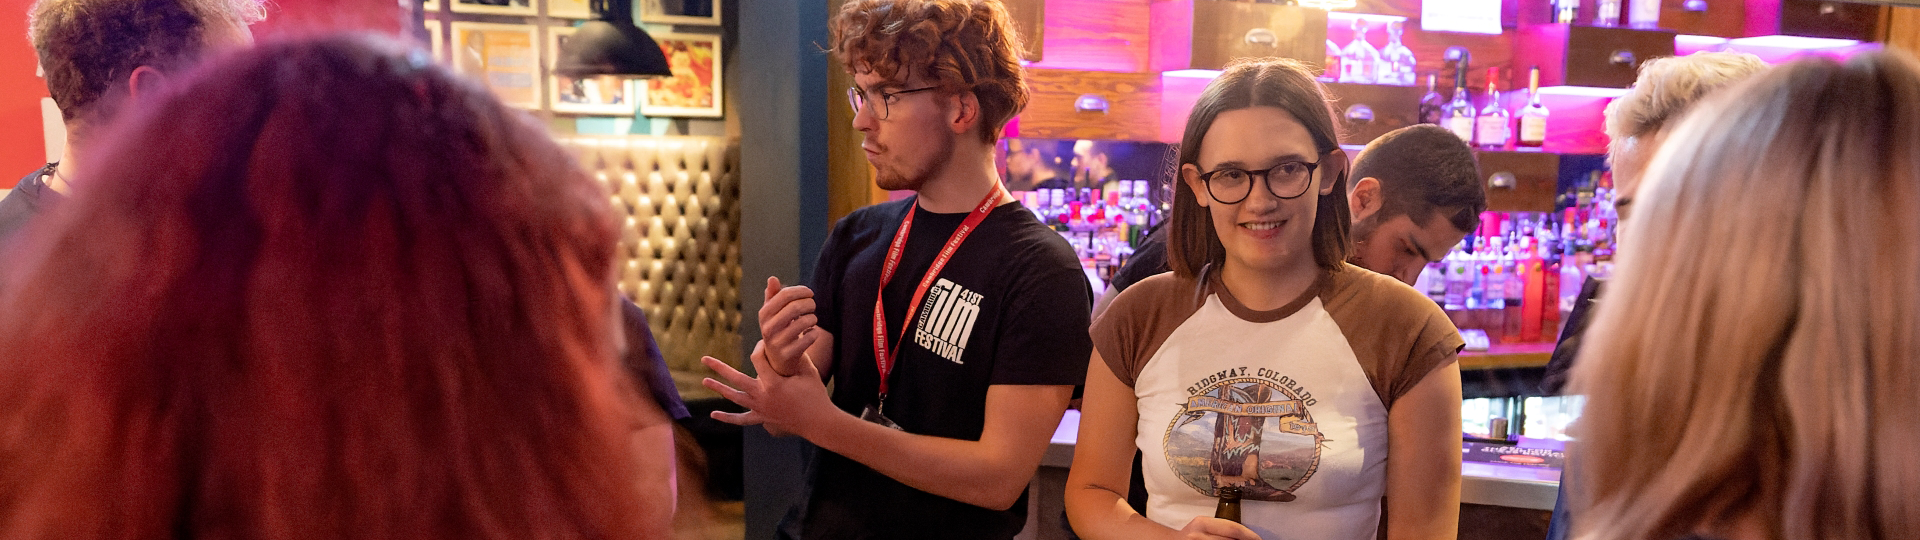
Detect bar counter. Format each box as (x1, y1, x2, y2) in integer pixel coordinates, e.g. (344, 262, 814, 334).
(1018, 410, 1559, 540)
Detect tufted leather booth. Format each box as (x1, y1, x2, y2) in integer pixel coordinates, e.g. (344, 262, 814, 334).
(560, 135, 743, 398)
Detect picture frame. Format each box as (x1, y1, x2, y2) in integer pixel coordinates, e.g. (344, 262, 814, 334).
(424, 20, 443, 63)
(638, 0, 720, 26)
(548, 0, 593, 19)
(450, 22, 542, 109)
(638, 33, 722, 118)
(450, 0, 534, 16)
(548, 26, 638, 115)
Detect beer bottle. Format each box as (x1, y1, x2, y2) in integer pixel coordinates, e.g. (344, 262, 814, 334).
(1214, 486, 1242, 523)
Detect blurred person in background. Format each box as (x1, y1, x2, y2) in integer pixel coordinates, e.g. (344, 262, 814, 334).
(1539, 50, 1766, 540)
(0, 0, 262, 259)
(1566, 48, 1920, 540)
(0, 35, 674, 539)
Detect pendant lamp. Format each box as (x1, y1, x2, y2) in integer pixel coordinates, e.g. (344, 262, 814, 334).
(554, 0, 674, 77)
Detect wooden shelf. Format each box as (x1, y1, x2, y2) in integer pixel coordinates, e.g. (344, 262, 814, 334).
(1459, 342, 1555, 370)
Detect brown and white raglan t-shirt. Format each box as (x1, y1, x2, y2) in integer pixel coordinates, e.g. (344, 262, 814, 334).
(1090, 264, 1463, 540)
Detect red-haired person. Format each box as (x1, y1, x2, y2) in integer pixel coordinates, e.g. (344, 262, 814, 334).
(0, 35, 673, 540)
(700, 0, 1092, 538)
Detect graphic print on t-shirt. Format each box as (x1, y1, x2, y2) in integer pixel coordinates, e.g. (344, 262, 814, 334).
(912, 278, 982, 364)
(1163, 368, 1325, 502)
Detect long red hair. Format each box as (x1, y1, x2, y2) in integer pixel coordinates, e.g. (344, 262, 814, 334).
(0, 34, 664, 540)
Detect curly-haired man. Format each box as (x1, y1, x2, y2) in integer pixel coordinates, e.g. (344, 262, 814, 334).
(702, 1, 1092, 538)
(0, 0, 264, 257)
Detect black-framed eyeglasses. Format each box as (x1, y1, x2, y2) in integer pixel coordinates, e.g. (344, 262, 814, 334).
(847, 85, 939, 120)
(1197, 159, 1328, 204)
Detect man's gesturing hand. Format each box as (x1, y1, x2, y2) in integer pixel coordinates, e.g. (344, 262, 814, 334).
(758, 276, 820, 377)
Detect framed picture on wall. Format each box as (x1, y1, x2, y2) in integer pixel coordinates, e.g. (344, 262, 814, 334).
(424, 21, 443, 63)
(549, 0, 592, 19)
(638, 33, 722, 118)
(450, 22, 541, 109)
(639, 0, 720, 26)
(451, 0, 533, 16)
(549, 26, 637, 115)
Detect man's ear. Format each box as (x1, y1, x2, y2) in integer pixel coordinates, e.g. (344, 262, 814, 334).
(949, 91, 981, 135)
(127, 66, 169, 102)
(1348, 176, 1383, 222)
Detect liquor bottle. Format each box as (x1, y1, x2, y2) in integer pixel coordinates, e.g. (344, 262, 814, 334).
(1425, 261, 1448, 304)
(1475, 68, 1511, 150)
(1540, 215, 1562, 332)
(1466, 236, 1489, 310)
(1596, 0, 1621, 26)
(1419, 74, 1445, 125)
(1323, 40, 1343, 82)
(1518, 66, 1550, 148)
(1503, 232, 1526, 341)
(1554, 0, 1579, 23)
(1215, 486, 1243, 523)
(1416, 262, 1444, 304)
(1380, 20, 1417, 86)
(1443, 248, 1470, 311)
(1442, 71, 1475, 142)
(1628, 0, 1661, 29)
(1339, 18, 1381, 84)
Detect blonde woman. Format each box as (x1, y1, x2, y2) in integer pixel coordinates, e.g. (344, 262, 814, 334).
(1568, 49, 1920, 540)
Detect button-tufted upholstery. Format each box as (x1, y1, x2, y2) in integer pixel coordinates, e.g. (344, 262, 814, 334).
(560, 135, 742, 398)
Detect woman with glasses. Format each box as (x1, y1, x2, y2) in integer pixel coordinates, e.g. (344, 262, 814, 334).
(1064, 58, 1463, 540)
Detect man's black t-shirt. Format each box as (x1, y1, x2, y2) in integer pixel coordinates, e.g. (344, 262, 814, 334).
(0, 165, 59, 268)
(796, 197, 1093, 539)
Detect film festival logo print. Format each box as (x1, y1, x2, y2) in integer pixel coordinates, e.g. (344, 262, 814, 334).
(913, 278, 982, 364)
(1164, 369, 1325, 502)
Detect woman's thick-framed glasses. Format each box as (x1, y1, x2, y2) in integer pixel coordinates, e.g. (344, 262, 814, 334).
(1197, 151, 1343, 204)
(847, 85, 939, 120)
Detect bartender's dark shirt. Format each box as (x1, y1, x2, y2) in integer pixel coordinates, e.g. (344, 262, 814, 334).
(1540, 276, 1604, 395)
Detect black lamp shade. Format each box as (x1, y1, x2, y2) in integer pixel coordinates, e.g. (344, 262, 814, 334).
(555, 20, 674, 78)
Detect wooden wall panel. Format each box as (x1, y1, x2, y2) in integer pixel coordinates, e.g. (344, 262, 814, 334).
(1030, 0, 1150, 72)
(1477, 151, 1563, 213)
(826, 0, 878, 226)
(1888, 7, 1920, 59)
(1018, 68, 1161, 140)
(1658, 0, 1748, 37)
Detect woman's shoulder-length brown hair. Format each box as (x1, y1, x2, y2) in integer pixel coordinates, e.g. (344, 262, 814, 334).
(1166, 57, 1350, 279)
(0, 34, 664, 540)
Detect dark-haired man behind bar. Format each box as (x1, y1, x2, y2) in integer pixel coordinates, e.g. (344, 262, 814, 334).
(699, 0, 1092, 538)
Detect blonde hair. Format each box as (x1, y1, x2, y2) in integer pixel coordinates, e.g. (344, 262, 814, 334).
(1603, 51, 1766, 156)
(1569, 49, 1920, 540)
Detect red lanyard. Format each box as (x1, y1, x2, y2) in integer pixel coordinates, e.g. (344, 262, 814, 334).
(871, 185, 1004, 398)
